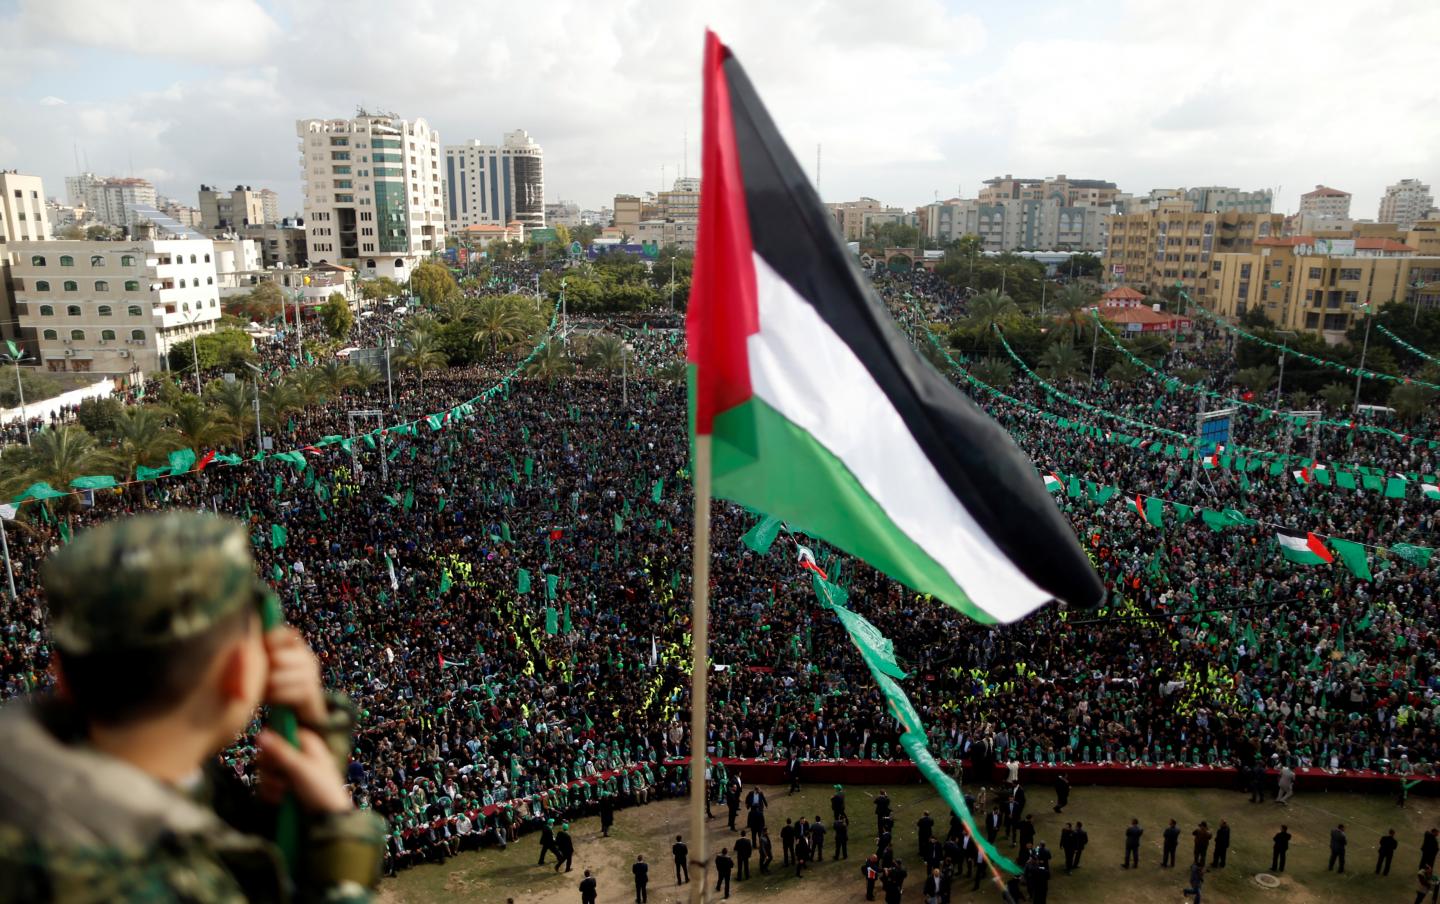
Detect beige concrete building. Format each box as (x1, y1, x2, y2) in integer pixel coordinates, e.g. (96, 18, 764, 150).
(612, 194, 643, 236)
(198, 185, 271, 230)
(10, 239, 221, 374)
(297, 111, 446, 278)
(827, 198, 908, 242)
(1103, 204, 1284, 303)
(1300, 185, 1351, 220)
(1212, 235, 1440, 340)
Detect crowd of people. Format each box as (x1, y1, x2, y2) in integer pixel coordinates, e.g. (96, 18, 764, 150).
(1, 258, 1438, 887)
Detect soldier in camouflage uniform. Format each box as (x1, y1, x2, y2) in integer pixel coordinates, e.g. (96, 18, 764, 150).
(0, 511, 385, 902)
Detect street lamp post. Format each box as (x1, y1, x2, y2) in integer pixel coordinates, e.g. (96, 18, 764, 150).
(1353, 304, 1372, 412)
(183, 311, 204, 395)
(244, 362, 263, 453)
(1413, 279, 1428, 326)
(3, 345, 32, 446)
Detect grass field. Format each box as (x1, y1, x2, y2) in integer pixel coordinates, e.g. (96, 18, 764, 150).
(381, 779, 1440, 904)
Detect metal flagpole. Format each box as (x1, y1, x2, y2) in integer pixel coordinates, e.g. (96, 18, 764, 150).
(689, 433, 712, 904)
(0, 514, 16, 601)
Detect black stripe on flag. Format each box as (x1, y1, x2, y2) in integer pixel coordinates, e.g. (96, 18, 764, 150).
(720, 55, 1103, 609)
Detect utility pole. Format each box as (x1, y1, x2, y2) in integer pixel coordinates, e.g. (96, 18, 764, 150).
(1413, 278, 1428, 325)
(5, 348, 31, 446)
(669, 257, 676, 312)
(243, 362, 263, 453)
(1088, 316, 1100, 382)
(1353, 303, 1372, 412)
(0, 511, 15, 601)
(294, 288, 304, 365)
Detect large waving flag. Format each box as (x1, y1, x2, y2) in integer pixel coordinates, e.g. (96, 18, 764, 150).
(686, 32, 1102, 623)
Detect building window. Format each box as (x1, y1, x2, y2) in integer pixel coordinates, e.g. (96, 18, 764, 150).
(207, 276, 213, 285)
(34, 280, 49, 291)
(210, 299, 217, 307)
(127, 305, 143, 316)
(70, 329, 84, 340)
(1339, 268, 1362, 282)
(125, 280, 140, 291)
(182, 302, 190, 312)
(66, 305, 81, 316)
(30, 255, 45, 266)
(97, 305, 112, 316)
(101, 329, 116, 340)
(38, 304, 54, 316)
(131, 329, 145, 341)
(1308, 267, 1322, 279)
(42, 329, 58, 340)
(94, 280, 109, 291)
(59, 255, 74, 267)
(63, 281, 77, 292)
(190, 254, 197, 264)
(121, 255, 135, 266)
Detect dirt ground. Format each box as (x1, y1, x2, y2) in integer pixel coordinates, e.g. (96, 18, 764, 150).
(381, 779, 1440, 904)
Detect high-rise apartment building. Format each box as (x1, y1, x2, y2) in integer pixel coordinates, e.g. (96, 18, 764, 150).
(443, 130, 545, 232)
(10, 238, 221, 374)
(1378, 179, 1436, 230)
(545, 201, 582, 229)
(297, 111, 446, 278)
(827, 198, 909, 243)
(1182, 186, 1272, 214)
(198, 185, 270, 230)
(259, 189, 281, 224)
(1103, 203, 1284, 303)
(64, 174, 159, 229)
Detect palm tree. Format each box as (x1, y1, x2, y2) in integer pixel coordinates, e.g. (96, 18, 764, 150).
(317, 360, 357, 397)
(259, 381, 304, 434)
(1318, 381, 1353, 412)
(0, 426, 111, 505)
(287, 368, 329, 408)
(393, 329, 448, 392)
(1039, 342, 1083, 382)
(1288, 389, 1311, 410)
(524, 340, 574, 383)
(1053, 284, 1094, 339)
(965, 289, 1019, 354)
(1235, 365, 1276, 395)
(106, 407, 181, 486)
(968, 358, 1014, 389)
(655, 361, 687, 383)
(205, 379, 256, 450)
(472, 296, 534, 358)
(1390, 382, 1436, 424)
(1106, 359, 1144, 385)
(167, 393, 221, 450)
(350, 363, 382, 394)
(583, 334, 628, 372)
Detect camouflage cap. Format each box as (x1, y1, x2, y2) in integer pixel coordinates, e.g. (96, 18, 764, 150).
(43, 510, 266, 654)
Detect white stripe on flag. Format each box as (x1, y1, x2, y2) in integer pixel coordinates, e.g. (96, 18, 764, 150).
(746, 253, 1049, 622)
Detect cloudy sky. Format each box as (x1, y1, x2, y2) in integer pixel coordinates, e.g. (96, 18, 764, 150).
(3, 0, 1438, 219)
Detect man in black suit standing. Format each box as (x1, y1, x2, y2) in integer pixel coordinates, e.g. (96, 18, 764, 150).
(632, 855, 649, 903)
(1329, 823, 1347, 873)
(1272, 825, 1291, 872)
(1377, 829, 1398, 876)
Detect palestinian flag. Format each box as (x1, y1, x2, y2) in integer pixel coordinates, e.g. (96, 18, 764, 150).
(796, 544, 828, 580)
(1043, 473, 1063, 493)
(1201, 453, 1218, 470)
(685, 32, 1102, 624)
(1292, 467, 1312, 485)
(1276, 530, 1334, 566)
(1423, 483, 1440, 500)
(1128, 495, 1147, 523)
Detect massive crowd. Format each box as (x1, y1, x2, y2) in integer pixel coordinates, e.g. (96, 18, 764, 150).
(1, 260, 1438, 879)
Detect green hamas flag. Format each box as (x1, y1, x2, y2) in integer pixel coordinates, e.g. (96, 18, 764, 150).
(563, 602, 572, 633)
(613, 513, 625, 533)
(740, 514, 784, 554)
(1329, 537, 1372, 581)
(69, 475, 117, 491)
(545, 607, 559, 635)
(1390, 544, 1434, 568)
(501, 522, 512, 542)
(545, 573, 559, 601)
(517, 568, 532, 594)
(524, 457, 535, 478)
(439, 569, 453, 594)
(651, 479, 664, 503)
(402, 488, 414, 511)
(270, 524, 287, 549)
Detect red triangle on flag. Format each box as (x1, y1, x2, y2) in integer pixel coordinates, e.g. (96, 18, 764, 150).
(1306, 532, 1334, 564)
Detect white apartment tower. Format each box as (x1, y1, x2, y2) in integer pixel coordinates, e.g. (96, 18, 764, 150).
(296, 111, 446, 278)
(0, 171, 52, 244)
(1378, 179, 1435, 230)
(444, 130, 545, 232)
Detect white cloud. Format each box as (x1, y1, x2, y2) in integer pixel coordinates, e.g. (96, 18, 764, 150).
(0, 0, 1436, 218)
(38, 96, 66, 106)
(20, 0, 280, 66)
